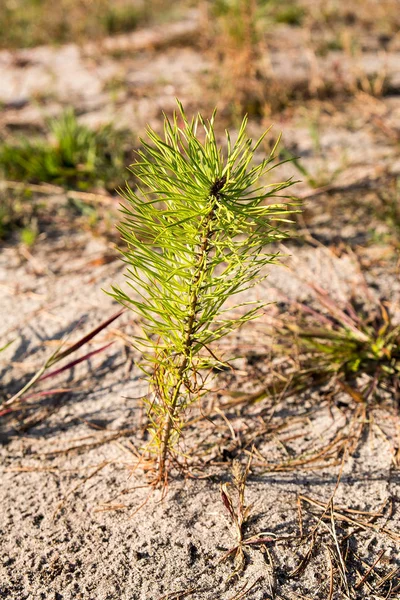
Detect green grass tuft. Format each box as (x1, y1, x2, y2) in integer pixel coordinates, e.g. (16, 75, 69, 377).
(274, 3, 305, 26)
(279, 282, 400, 404)
(0, 109, 131, 192)
(0, 0, 190, 49)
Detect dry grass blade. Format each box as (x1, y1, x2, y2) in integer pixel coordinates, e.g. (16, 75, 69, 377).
(375, 566, 400, 591)
(48, 309, 124, 364)
(39, 342, 114, 382)
(225, 575, 263, 600)
(38, 428, 137, 457)
(327, 502, 351, 598)
(252, 432, 347, 472)
(299, 495, 400, 543)
(219, 456, 276, 579)
(0, 309, 123, 416)
(327, 546, 334, 600)
(290, 491, 400, 598)
(290, 542, 316, 578)
(355, 549, 385, 589)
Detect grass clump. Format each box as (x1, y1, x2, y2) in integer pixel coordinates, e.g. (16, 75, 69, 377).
(0, 0, 176, 49)
(111, 101, 295, 485)
(220, 458, 276, 576)
(206, 0, 310, 118)
(1, 0, 138, 48)
(375, 176, 400, 245)
(274, 2, 305, 26)
(211, 0, 263, 48)
(0, 189, 32, 241)
(0, 110, 133, 242)
(0, 109, 131, 193)
(206, 0, 268, 119)
(280, 282, 400, 404)
(0, 0, 195, 49)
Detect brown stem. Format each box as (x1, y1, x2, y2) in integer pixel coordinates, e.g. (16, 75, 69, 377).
(157, 178, 225, 482)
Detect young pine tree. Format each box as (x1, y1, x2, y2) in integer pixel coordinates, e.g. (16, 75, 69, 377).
(111, 102, 295, 485)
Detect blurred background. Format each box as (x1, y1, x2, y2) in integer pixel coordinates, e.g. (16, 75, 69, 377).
(1, 0, 400, 245)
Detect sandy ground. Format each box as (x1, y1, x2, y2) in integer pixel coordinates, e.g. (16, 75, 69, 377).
(1, 7, 400, 600)
(1, 223, 399, 599)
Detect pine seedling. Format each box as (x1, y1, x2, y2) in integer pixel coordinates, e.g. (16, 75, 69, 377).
(111, 102, 295, 485)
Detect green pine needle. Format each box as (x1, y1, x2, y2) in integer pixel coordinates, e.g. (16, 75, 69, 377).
(111, 101, 297, 485)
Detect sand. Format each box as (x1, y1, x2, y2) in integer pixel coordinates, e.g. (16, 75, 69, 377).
(1, 7, 400, 598)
